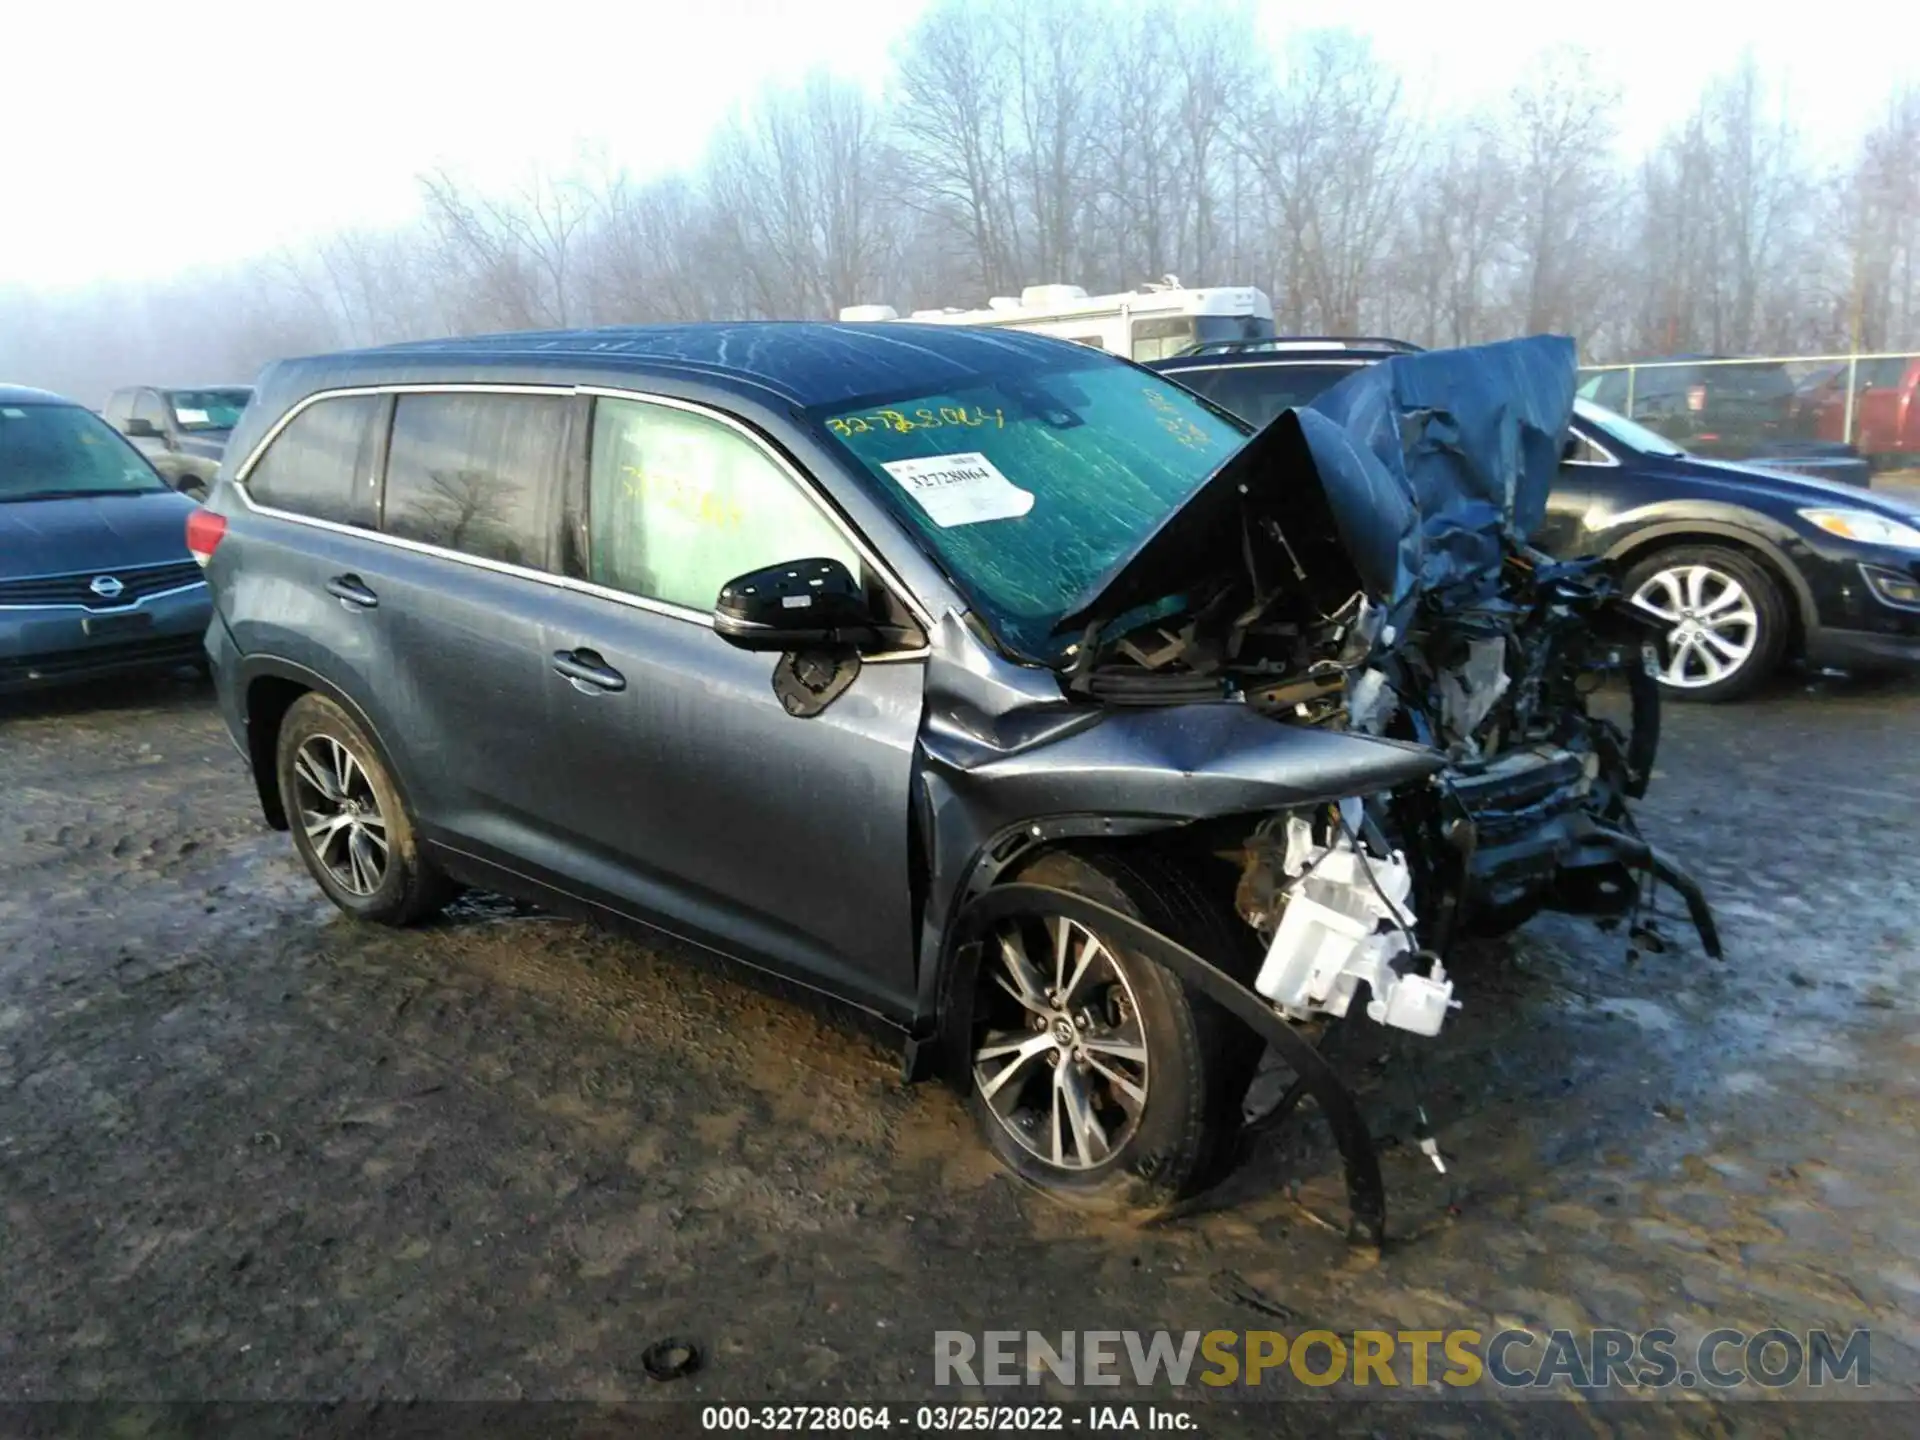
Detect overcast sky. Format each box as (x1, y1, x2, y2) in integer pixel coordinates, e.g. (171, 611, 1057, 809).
(5, 0, 1911, 291)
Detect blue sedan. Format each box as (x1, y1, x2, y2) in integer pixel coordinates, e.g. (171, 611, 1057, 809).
(1, 385, 212, 692)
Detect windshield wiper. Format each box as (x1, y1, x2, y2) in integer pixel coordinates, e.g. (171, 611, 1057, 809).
(1, 487, 165, 502)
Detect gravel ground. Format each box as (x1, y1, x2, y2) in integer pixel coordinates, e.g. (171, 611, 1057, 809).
(1, 667, 1916, 1431)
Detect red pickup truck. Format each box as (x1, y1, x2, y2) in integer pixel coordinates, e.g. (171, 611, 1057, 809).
(1800, 355, 1920, 471)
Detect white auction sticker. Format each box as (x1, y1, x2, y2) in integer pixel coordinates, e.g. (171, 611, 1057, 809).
(173, 408, 211, 425)
(879, 452, 1034, 528)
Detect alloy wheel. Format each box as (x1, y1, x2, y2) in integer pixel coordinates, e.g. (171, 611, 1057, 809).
(1630, 563, 1760, 689)
(972, 914, 1150, 1171)
(292, 734, 389, 896)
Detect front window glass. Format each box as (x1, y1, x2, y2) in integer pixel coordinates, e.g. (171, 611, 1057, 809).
(166, 388, 252, 431)
(588, 397, 859, 613)
(815, 358, 1249, 660)
(0, 402, 167, 501)
(1573, 399, 1687, 457)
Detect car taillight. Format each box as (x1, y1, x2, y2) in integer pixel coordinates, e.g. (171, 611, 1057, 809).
(186, 508, 228, 566)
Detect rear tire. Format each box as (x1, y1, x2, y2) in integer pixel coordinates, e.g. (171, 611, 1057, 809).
(1623, 544, 1788, 703)
(275, 693, 451, 925)
(966, 848, 1263, 1219)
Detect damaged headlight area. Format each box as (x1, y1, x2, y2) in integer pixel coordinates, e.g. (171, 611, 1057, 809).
(1052, 335, 1720, 1044)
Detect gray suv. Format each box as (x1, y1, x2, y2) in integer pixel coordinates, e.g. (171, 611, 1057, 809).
(197, 324, 1712, 1234)
(103, 385, 253, 500)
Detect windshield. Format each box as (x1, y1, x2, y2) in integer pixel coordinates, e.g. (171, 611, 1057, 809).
(814, 358, 1250, 660)
(1, 402, 168, 500)
(1574, 398, 1687, 458)
(166, 388, 252, 431)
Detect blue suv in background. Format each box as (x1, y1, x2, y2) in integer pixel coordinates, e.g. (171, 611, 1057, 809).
(0, 385, 211, 693)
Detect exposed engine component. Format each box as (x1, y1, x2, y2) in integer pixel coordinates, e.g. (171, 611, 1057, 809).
(1242, 807, 1458, 1037)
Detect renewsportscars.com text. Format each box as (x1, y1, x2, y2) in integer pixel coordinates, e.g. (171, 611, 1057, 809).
(933, 1328, 1871, 1392)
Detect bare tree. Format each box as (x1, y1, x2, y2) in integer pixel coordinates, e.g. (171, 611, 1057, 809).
(1503, 49, 1621, 339)
(1845, 84, 1920, 350)
(13, 28, 1920, 405)
(705, 72, 899, 318)
(418, 167, 589, 332)
(1391, 118, 1513, 348)
(1169, 5, 1261, 283)
(891, 1, 1022, 297)
(579, 172, 724, 324)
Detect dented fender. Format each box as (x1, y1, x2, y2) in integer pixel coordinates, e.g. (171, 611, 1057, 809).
(907, 614, 1446, 1022)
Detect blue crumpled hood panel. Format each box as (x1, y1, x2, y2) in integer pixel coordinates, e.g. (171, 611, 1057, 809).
(1297, 334, 1578, 625)
(1056, 335, 1581, 647)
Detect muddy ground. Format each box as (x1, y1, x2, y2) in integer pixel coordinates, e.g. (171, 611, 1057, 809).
(1, 667, 1917, 1431)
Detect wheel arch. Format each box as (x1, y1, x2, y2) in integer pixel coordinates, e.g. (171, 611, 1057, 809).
(238, 658, 416, 832)
(923, 813, 1255, 1086)
(1604, 520, 1815, 657)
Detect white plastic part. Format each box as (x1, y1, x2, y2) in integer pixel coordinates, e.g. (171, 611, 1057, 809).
(1253, 820, 1457, 1037)
(1347, 667, 1397, 735)
(1436, 635, 1509, 750)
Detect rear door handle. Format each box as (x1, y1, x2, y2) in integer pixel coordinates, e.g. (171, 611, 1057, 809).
(325, 574, 379, 610)
(552, 648, 626, 694)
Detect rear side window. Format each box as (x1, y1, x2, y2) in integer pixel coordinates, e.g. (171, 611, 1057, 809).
(244, 395, 383, 527)
(1172, 363, 1359, 429)
(586, 397, 858, 613)
(382, 393, 570, 571)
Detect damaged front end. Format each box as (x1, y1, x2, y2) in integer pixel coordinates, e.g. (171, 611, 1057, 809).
(1051, 335, 1721, 1046)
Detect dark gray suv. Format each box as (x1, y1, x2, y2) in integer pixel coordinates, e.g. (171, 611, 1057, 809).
(197, 324, 1713, 1234)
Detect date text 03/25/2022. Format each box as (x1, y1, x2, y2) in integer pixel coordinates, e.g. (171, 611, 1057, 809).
(701, 1405, 1192, 1432)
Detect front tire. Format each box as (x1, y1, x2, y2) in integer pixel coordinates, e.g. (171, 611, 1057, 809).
(275, 693, 451, 925)
(966, 849, 1261, 1219)
(1623, 544, 1788, 702)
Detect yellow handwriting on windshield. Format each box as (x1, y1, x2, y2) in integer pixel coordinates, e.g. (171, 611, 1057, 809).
(1143, 387, 1224, 451)
(827, 406, 1006, 438)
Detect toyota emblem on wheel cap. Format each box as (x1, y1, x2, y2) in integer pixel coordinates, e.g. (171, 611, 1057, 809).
(89, 575, 124, 599)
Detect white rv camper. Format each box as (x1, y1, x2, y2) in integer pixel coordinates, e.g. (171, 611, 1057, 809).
(839, 278, 1275, 362)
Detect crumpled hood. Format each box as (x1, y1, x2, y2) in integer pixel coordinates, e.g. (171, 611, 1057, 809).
(1058, 335, 1579, 643)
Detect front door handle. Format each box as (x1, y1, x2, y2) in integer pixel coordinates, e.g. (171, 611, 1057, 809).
(552, 648, 626, 694)
(325, 574, 379, 610)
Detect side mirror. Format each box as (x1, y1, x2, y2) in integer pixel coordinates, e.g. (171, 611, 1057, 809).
(714, 557, 883, 651)
(1561, 434, 1580, 463)
(123, 418, 161, 438)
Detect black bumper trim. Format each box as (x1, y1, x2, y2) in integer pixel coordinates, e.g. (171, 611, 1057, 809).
(1804, 624, 1920, 672)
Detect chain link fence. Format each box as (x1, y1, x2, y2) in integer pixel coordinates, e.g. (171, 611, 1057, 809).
(1577, 352, 1920, 482)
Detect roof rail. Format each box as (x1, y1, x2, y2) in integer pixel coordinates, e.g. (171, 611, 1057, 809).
(1176, 335, 1427, 357)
